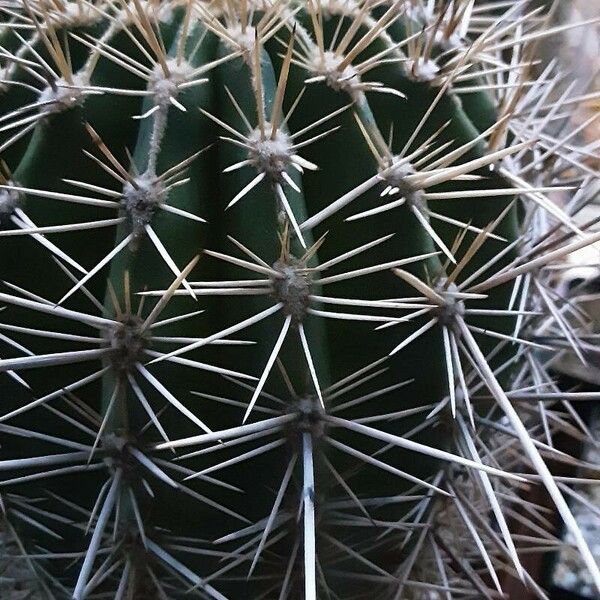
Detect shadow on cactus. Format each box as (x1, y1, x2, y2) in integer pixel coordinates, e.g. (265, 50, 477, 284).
(1, 1, 599, 599)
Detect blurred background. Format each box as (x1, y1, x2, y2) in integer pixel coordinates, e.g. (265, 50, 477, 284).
(519, 2, 600, 599)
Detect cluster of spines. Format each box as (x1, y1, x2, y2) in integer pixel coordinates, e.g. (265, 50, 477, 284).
(0, 1, 599, 599)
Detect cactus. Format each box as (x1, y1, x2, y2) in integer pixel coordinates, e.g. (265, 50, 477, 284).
(1, 1, 599, 598)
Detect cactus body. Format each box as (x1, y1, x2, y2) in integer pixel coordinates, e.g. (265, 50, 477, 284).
(1, 1, 600, 599)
